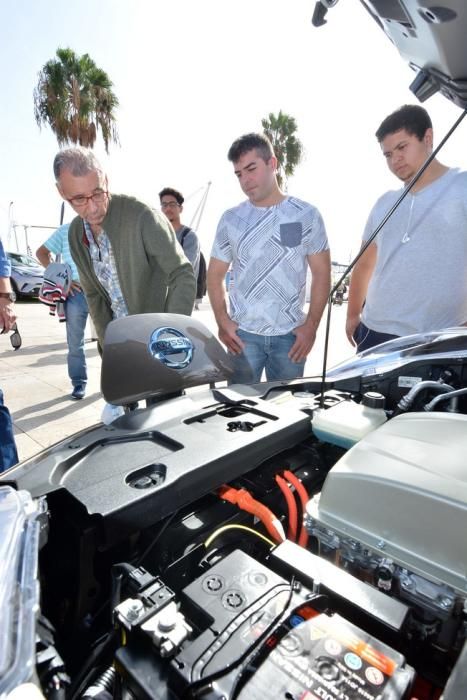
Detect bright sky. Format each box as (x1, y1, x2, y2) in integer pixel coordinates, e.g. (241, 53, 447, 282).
(1, 0, 467, 263)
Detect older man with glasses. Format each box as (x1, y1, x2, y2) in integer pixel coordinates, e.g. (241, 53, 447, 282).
(0, 237, 19, 470)
(53, 147, 196, 350)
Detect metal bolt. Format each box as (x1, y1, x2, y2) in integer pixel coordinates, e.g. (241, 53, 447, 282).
(126, 599, 144, 621)
(401, 577, 413, 590)
(438, 596, 452, 610)
(376, 539, 386, 550)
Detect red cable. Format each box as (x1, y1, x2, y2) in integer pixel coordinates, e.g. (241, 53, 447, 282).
(283, 470, 310, 547)
(218, 485, 284, 543)
(275, 474, 298, 542)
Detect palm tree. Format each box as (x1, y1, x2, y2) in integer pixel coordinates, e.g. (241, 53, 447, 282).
(261, 111, 303, 189)
(33, 48, 119, 153)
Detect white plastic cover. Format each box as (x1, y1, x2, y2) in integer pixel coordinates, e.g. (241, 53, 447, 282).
(307, 413, 467, 593)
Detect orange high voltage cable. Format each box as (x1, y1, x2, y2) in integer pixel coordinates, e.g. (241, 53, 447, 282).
(218, 485, 285, 544)
(283, 470, 310, 548)
(275, 474, 298, 542)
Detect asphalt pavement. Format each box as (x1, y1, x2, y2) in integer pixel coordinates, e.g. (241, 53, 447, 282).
(0, 299, 354, 463)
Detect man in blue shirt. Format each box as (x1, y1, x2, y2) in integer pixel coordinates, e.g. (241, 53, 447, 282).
(0, 238, 19, 470)
(37, 224, 89, 400)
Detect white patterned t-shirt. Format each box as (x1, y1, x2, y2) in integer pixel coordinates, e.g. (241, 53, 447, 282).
(211, 196, 329, 335)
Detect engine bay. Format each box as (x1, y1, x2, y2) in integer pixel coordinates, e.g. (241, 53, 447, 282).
(3, 1, 467, 697)
(2, 316, 467, 699)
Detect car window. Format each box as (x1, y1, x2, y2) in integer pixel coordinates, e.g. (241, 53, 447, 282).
(8, 252, 41, 267)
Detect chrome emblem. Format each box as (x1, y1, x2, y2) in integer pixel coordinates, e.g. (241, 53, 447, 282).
(148, 327, 194, 369)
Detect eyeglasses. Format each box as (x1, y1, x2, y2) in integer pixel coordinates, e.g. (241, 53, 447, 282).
(161, 201, 180, 209)
(67, 190, 109, 208)
(1, 322, 22, 350)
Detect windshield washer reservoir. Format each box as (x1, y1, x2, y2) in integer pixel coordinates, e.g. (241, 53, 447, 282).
(312, 392, 387, 448)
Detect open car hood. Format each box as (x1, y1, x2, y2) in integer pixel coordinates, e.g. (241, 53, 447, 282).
(352, 0, 467, 108)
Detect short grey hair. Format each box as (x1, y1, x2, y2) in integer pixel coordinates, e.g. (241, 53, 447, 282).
(53, 146, 104, 181)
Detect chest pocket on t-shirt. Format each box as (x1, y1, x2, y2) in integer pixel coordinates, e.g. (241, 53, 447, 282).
(280, 222, 302, 247)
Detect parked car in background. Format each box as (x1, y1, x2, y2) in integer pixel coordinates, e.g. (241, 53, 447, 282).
(7, 251, 44, 298)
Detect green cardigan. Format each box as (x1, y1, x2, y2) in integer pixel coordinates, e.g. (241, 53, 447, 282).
(68, 194, 196, 346)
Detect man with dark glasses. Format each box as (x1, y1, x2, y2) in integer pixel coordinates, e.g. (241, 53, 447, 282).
(0, 237, 19, 470)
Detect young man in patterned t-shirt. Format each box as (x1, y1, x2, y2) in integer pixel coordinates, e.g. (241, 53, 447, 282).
(208, 133, 331, 384)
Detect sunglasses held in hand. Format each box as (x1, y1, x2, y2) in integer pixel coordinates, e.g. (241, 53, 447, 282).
(1, 322, 22, 350)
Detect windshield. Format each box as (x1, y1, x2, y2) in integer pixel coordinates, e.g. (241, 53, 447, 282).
(7, 252, 42, 268)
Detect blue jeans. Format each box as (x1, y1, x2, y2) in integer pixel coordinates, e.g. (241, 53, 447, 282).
(66, 290, 88, 387)
(229, 329, 306, 384)
(0, 389, 18, 472)
(353, 321, 399, 353)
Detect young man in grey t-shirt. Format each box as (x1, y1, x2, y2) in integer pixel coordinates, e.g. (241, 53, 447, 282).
(208, 132, 331, 384)
(346, 104, 467, 352)
(159, 187, 201, 281)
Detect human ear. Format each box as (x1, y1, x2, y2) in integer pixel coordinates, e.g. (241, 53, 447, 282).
(424, 128, 434, 150)
(56, 182, 65, 200)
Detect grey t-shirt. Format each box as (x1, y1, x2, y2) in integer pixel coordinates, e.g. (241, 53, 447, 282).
(362, 168, 467, 336)
(211, 196, 328, 335)
(177, 226, 200, 280)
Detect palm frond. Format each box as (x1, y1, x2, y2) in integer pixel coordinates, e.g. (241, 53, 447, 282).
(261, 110, 303, 189)
(33, 47, 119, 152)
